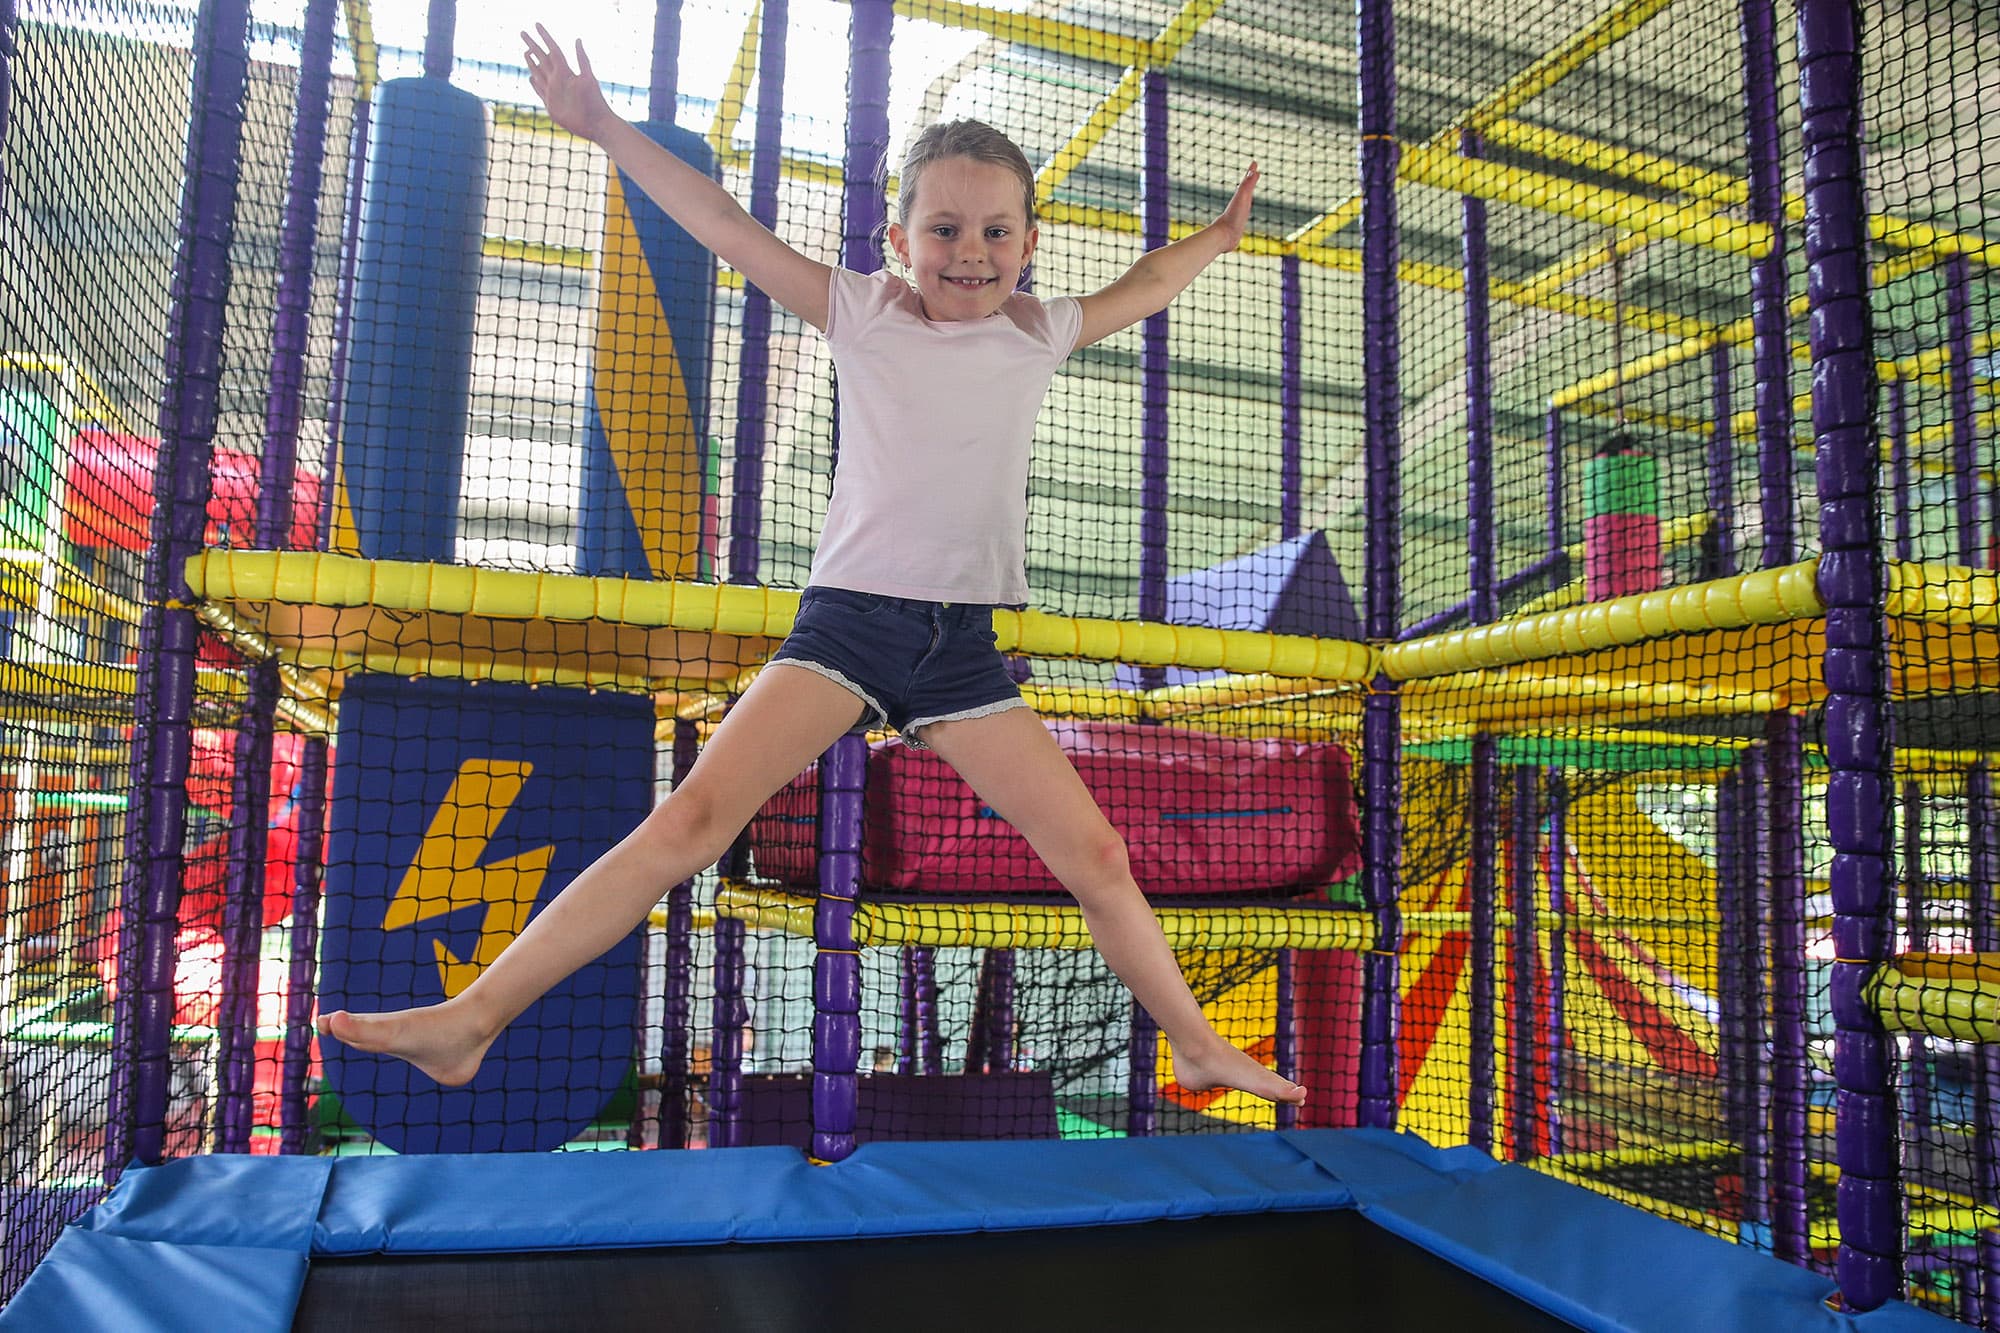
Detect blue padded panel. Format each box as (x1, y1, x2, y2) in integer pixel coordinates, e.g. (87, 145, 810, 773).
(0, 1229, 307, 1333)
(1284, 1130, 1954, 1332)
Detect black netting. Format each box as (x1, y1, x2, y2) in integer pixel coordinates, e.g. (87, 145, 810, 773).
(0, 0, 1981, 1322)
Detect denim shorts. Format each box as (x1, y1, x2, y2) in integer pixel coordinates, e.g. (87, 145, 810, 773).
(767, 587, 1027, 748)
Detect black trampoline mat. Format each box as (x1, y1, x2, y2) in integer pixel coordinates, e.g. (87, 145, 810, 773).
(295, 1209, 1579, 1332)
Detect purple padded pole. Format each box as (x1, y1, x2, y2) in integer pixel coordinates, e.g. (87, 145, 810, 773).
(657, 719, 700, 1149)
(254, 0, 337, 551)
(726, 0, 789, 584)
(911, 947, 943, 1074)
(1280, 254, 1303, 539)
(1545, 406, 1567, 592)
(1715, 762, 1741, 1093)
(1765, 710, 1810, 1266)
(1797, 0, 1895, 1308)
(842, 0, 891, 275)
(986, 950, 1016, 1071)
(0, 0, 14, 149)
(1123, 66, 1172, 1135)
(966, 950, 1017, 1073)
(212, 0, 340, 1157)
(707, 913, 748, 1146)
(1462, 128, 1499, 1154)
(1274, 948, 1297, 1131)
(1127, 998, 1159, 1138)
(1356, 0, 1403, 1130)
(278, 738, 327, 1156)
(1970, 766, 2000, 1327)
(1706, 343, 1737, 579)
(1137, 68, 1170, 646)
(1543, 769, 1567, 1156)
(1716, 763, 1754, 1222)
(1463, 129, 1495, 627)
(707, 788, 760, 1148)
(1467, 735, 1499, 1153)
(897, 950, 917, 1073)
(1741, 742, 1774, 1237)
(216, 689, 270, 1141)
(315, 91, 372, 548)
(1900, 779, 1928, 1175)
(1948, 256, 1979, 566)
(1742, 0, 1795, 568)
(1508, 765, 1540, 1159)
(650, 0, 682, 126)
(811, 733, 867, 1162)
(1888, 378, 1911, 560)
(423, 0, 453, 81)
(111, 0, 254, 1174)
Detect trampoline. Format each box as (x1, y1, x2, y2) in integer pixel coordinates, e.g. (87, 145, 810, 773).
(1, 1130, 1952, 1331)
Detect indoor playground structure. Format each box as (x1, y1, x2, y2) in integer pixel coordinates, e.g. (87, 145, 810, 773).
(0, 0, 1995, 1326)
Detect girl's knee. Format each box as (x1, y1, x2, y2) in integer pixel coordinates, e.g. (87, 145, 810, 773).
(1063, 825, 1131, 891)
(641, 786, 737, 864)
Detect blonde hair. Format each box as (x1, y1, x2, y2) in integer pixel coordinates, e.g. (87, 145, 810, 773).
(896, 120, 1037, 226)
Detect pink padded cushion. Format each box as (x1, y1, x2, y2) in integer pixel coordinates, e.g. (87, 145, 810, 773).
(750, 720, 1360, 896)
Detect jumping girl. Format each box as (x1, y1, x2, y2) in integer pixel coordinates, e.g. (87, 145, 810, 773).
(318, 25, 1307, 1110)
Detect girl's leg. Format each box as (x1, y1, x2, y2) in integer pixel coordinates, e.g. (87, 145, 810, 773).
(919, 709, 1306, 1106)
(317, 665, 869, 1085)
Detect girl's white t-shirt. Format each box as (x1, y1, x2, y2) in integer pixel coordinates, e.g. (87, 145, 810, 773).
(806, 267, 1083, 606)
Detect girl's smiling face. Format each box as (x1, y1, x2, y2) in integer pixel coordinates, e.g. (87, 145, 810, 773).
(888, 156, 1038, 322)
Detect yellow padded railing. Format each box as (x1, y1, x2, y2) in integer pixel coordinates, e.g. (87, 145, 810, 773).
(1382, 560, 1823, 681)
(184, 549, 1381, 683)
(1868, 955, 2000, 1044)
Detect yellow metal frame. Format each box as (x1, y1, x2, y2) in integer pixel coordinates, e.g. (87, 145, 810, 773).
(1290, 0, 1679, 249)
(889, 0, 1147, 66)
(341, 0, 379, 97)
(708, 3, 764, 162)
(1033, 0, 1224, 210)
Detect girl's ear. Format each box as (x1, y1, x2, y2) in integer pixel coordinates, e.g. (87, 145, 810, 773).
(886, 221, 911, 268)
(1021, 222, 1038, 270)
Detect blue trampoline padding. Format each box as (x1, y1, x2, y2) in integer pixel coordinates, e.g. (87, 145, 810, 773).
(2, 1130, 1958, 1330)
(312, 1134, 1350, 1254)
(1284, 1130, 1954, 1332)
(80, 1154, 333, 1249)
(0, 1229, 307, 1333)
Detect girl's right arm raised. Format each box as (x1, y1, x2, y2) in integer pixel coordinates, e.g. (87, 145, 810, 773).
(524, 25, 831, 331)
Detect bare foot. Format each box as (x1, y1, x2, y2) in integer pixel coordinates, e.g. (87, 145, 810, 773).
(1172, 1039, 1308, 1106)
(315, 1003, 495, 1088)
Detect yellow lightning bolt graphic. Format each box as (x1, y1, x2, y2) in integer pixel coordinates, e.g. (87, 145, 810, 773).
(382, 759, 555, 999)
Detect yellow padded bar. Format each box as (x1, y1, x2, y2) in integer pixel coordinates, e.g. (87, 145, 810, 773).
(186, 550, 1380, 683)
(1867, 961, 2000, 1044)
(0, 661, 243, 701)
(716, 884, 1720, 952)
(715, 882, 1371, 951)
(1383, 560, 1822, 681)
(1886, 563, 2000, 625)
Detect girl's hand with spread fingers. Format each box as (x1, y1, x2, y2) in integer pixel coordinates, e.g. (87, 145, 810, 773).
(522, 23, 616, 143)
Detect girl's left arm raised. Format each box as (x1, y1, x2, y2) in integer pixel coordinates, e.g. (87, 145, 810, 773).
(1072, 164, 1258, 350)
